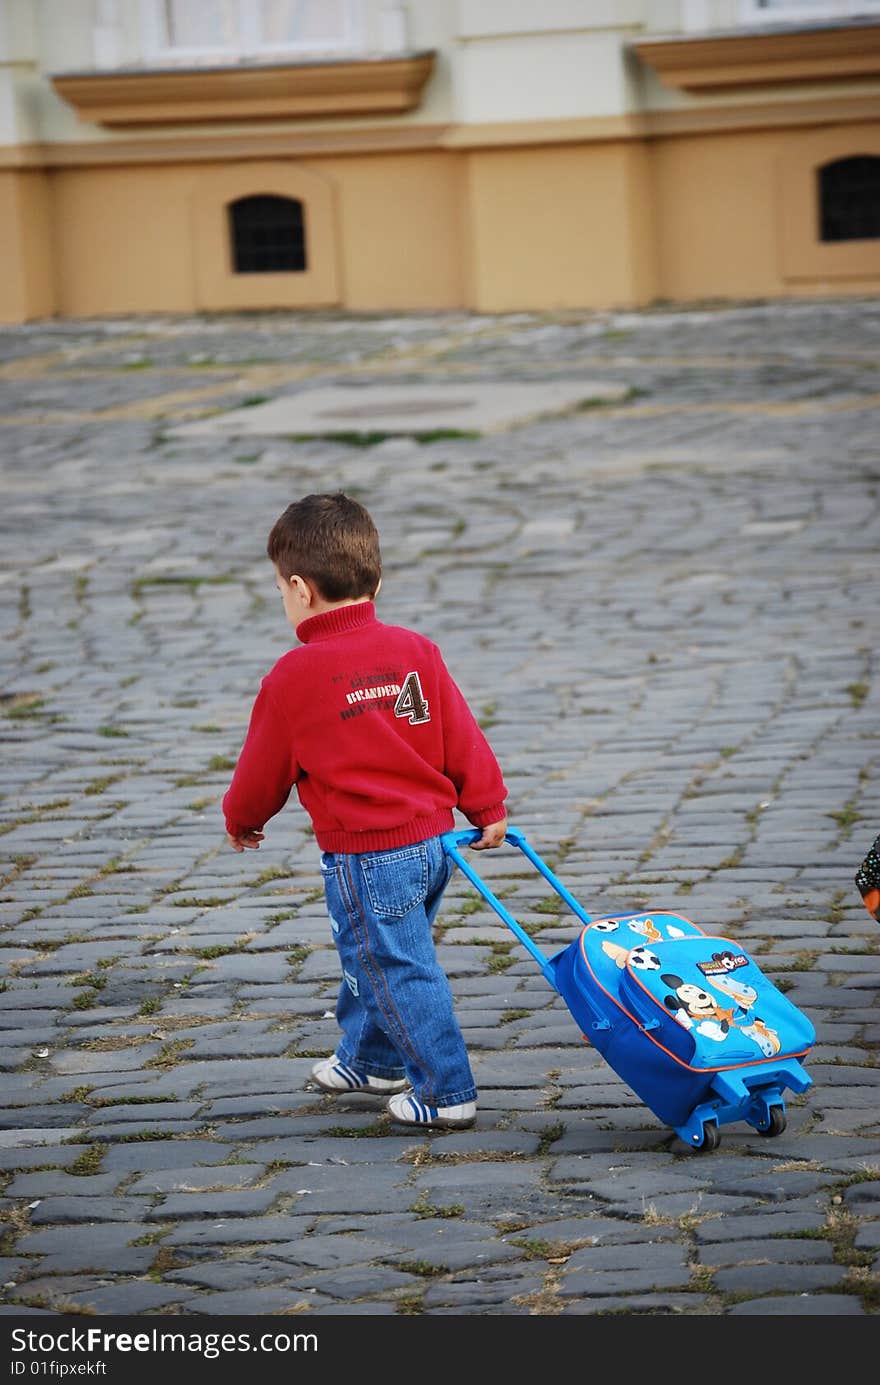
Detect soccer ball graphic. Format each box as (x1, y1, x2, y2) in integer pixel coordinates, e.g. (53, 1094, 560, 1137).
(593, 920, 619, 933)
(628, 945, 661, 971)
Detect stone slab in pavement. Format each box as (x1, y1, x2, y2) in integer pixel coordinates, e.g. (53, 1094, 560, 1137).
(169, 378, 630, 440)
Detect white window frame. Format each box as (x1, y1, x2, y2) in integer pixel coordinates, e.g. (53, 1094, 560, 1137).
(140, 0, 365, 65)
(739, 0, 880, 23)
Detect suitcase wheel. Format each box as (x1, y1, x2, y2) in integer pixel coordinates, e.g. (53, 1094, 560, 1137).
(695, 1119, 721, 1152)
(756, 1104, 786, 1138)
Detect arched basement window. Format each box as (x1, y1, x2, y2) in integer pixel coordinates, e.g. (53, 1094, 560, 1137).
(819, 157, 880, 243)
(229, 195, 307, 273)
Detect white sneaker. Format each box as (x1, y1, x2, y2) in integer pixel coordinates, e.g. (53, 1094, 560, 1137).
(387, 1092, 476, 1130)
(310, 1053, 408, 1095)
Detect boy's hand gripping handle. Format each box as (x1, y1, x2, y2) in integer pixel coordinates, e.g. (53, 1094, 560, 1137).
(440, 827, 593, 990)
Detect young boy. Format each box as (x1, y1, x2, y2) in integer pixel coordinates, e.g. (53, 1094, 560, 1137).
(222, 492, 508, 1130)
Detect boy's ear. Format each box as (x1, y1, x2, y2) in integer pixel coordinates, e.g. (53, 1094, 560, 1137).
(289, 575, 314, 605)
(373, 577, 382, 598)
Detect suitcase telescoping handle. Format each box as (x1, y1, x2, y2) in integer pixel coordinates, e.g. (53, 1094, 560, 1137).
(440, 826, 593, 989)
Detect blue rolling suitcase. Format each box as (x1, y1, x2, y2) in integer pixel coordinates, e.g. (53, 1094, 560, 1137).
(441, 826, 815, 1152)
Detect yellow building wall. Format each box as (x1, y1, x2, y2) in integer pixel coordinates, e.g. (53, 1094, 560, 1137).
(52, 164, 195, 316)
(46, 149, 467, 319)
(465, 141, 657, 312)
(315, 151, 467, 309)
(0, 170, 54, 322)
(653, 130, 786, 302)
(3, 121, 880, 323)
(622, 139, 658, 308)
(652, 122, 880, 303)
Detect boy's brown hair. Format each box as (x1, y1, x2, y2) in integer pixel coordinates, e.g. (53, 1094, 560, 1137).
(267, 492, 382, 601)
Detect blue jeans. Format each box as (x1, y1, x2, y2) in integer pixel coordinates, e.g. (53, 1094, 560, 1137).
(320, 835, 477, 1108)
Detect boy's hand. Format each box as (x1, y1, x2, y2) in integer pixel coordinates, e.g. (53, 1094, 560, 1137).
(471, 816, 508, 850)
(226, 830, 265, 852)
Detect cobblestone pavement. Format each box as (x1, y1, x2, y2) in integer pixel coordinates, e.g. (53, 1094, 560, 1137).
(1, 298, 879, 1319)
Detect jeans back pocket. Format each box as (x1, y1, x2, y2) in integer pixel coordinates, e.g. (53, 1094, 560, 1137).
(361, 845, 429, 919)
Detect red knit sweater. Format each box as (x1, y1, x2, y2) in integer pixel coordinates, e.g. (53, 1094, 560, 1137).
(222, 602, 508, 853)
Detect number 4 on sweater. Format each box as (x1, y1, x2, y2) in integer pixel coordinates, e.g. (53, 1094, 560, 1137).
(394, 671, 430, 725)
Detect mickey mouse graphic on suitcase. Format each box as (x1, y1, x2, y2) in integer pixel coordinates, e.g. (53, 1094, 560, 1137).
(442, 826, 815, 1152)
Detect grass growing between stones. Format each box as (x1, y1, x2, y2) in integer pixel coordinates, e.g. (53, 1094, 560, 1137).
(105, 1130, 179, 1143)
(512, 1269, 565, 1315)
(0, 852, 37, 886)
(131, 1228, 172, 1246)
(148, 1246, 185, 1280)
(478, 700, 498, 731)
(171, 895, 230, 908)
(193, 940, 253, 959)
(1, 801, 71, 836)
(13, 1294, 97, 1316)
(70, 990, 101, 1010)
(510, 1236, 570, 1262)
(86, 1091, 196, 1109)
(141, 1005, 212, 1032)
(775, 950, 819, 972)
(411, 1149, 531, 1168)
(486, 943, 516, 974)
(716, 847, 744, 870)
(60, 1085, 95, 1104)
(286, 429, 480, 447)
(131, 574, 236, 596)
(13, 798, 70, 816)
(82, 1034, 154, 1052)
(70, 970, 108, 990)
(821, 1205, 876, 1270)
(253, 865, 292, 886)
(828, 800, 863, 836)
(540, 1070, 563, 1111)
(286, 945, 312, 978)
(537, 1120, 566, 1154)
(841, 1269, 880, 1310)
(846, 680, 869, 708)
(409, 1193, 464, 1219)
(98, 858, 138, 877)
(396, 1292, 425, 1314)
(394, 1260, 447, 1278)
(3, 693, 46, 719)
(67, 1143, 108, 1176)
(319, 1122, 391, 1138)
(146, 1038, 194, 1069)
(0, 1203, 41, 1253)
(208, 755, 237, 772)
(456, 898, 483, 917)
(797, 1191, 880, 1309)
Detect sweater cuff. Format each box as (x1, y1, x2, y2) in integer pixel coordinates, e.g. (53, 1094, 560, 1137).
(465, 802, 508, 829)
(225, 817, 257, 839)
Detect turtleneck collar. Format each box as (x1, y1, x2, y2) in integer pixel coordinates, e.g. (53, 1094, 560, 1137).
(296, 601, 376, 644)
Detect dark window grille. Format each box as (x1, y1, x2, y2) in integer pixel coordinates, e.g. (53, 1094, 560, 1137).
(819, 156, 880, 243)
(229, 195, 307, 273)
